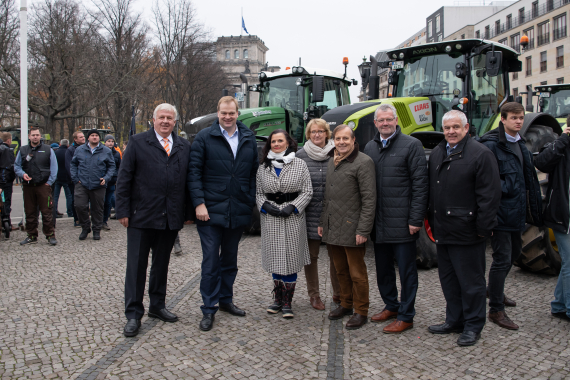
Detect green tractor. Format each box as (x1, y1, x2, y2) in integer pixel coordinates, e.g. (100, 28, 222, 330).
(534, 83, 570, 128)
(187, 64, 356, 145)
(322, 39, 562, 274)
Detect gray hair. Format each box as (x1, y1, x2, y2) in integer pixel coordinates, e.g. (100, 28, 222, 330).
(374, 103, 397, 120)
(153, 103, 179, 120)
(442, 110, 468, 128)
(332, 124, 355, 139)
(60, 139, 69, 146)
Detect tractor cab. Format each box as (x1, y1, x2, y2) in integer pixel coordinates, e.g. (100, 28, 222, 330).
(385, 39, 521, 137)
(535, 83, 570, 126)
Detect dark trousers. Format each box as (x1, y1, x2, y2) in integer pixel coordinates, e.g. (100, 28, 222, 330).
(124, 226, 178, 319)
(488, 230, 522, 313)
(197, 224, 244, 315)
(53, 181, 73, 225)
(22, 184, 55, 238)
(1, 185, 13, 226)
(437, 242, 487, 333)
(69, 182, 78, 222)
(374, 241, 418, 323)
(74, 183, 105, 232)
(103, 184, 116, 223)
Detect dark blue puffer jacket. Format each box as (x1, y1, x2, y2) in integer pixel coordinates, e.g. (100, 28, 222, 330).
(70, 143, 116, 190)
(188, 120, 259, 228)
(478, 122, 543, 231)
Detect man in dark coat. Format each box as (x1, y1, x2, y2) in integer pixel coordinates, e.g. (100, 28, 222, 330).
(428, 110, 501, 346)
(116, 103, 192, 337)
(479, 102, 543, 330)
(363, 104, 428, 334)
(0, 132, 16, 229)
(188, 96, 259, 332)
(535, 116, 570, 321)
(53, 139, 73, 226)
(70, 130, 115, 241)
(66, 131, 85, 227)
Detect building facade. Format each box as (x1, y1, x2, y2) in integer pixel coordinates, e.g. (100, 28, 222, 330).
(215, 35, 280, 107)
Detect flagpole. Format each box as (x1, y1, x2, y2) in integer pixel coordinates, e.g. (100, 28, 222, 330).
(20, 0, 28, 147)
(240, 7, 242, 36)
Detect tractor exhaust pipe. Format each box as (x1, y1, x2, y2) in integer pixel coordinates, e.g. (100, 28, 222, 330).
(368, 55, 380, 100)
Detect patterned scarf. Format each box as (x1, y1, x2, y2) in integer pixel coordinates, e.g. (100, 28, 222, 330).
(267, 149, 296, 168)
(333, 144, 355, 167)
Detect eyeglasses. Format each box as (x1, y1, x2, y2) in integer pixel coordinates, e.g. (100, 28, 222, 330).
(310, 130, 326, 135)
(375, 118, 395, 123)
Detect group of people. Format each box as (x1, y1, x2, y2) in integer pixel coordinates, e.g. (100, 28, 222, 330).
(0, 126, 123, 245)
(119, 96, 570, 350)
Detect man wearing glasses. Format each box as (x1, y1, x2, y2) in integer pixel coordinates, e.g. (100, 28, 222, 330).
(363, 104, 428, 334)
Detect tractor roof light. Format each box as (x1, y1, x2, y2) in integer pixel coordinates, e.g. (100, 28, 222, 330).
(347, 121, 356, 129)
(455, 44, 462, 50)
(259, 72, 267, 79)
(445, 45, 452, 53)
(392, 53, 397, 59)
(343, 57, 349, 65)
(520, 34, 529, 49)
(295, 78, 303, 86)
(548, 87, 552, 91)
(460, 97, 468, 104)
(398, 52, 404, 59)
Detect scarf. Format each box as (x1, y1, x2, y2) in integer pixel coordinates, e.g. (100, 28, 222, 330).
(303, 139, 335, 162)
(333, 144, 355, 167)
(267, 149, 296, 168)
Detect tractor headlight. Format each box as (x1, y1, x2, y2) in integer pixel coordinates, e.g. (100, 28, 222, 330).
(455, 44, 462, 50)
(259, 72, 267, 79)
(347, 121, 356, 129)
(445, 45, 452, 53)
(399, 53, 404, 59)
(392, 54, 397, 59)
(296, 78, 302, 86)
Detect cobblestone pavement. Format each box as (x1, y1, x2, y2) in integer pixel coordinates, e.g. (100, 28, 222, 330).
(1, 219, 569, 379)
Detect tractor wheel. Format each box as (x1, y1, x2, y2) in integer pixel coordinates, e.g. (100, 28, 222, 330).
(416, 219, 438, 269)
(516, 224, 561, 275)
(524, 125, 557, 153)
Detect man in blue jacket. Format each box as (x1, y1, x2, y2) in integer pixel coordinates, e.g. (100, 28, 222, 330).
(479, 102, 543, 330)
(188, 96, 259, 331)
(70, 129, 115, 241)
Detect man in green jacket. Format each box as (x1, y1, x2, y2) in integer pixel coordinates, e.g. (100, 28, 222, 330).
(318, 125, 376, 330)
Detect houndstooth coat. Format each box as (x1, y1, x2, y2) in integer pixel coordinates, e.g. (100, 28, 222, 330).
(256, 158, 313, 275)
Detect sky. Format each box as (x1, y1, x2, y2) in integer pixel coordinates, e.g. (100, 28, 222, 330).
(130, 0, 466, 103)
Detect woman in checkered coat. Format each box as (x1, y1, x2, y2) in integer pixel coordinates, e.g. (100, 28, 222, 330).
(256, 129, 313, 319)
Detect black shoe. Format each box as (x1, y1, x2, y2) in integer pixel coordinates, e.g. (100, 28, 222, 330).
(457, 331, 481, 346)
(110, 214, 116, 220)
(123, 319, 141, 337)
(79, 228, 91, 240)
(172, 242, 182, 256)
(199, 314, 215, 331)
(20, 236, 38, 245)
(219, 303, 246, 316)
(93, 231, 101, 240)
(47, 236, 58, 246)
(148, 308, 178, 322)
(551, 312, 570, 321)
(428, 323, 464, 334)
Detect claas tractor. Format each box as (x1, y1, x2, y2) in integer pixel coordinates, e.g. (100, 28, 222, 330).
(322, 39, 562, 274)
(534, 83, 570, 128)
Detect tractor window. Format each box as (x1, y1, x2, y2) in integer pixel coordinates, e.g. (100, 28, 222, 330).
(469, 54, 506, 135)
(394, 53, 464, 131)
(260, 77, 304, 115)
(310, 78, 348, 114)
(541, 89, 570, 118)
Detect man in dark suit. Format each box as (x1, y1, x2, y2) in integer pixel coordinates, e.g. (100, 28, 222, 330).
(116, 103, 192, 337)
(188, 96, 259, 331)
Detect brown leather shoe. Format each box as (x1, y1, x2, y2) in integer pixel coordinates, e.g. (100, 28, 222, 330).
(332, 295, 341, 304)
(346, 313, 368, 330)
(370, 309, 398, 323)
(310, 296, 325, 310)
(383, 320, 413, 334)
(328, 305, 353, 320)
(503, 295, 516, 307)
(488, 311, 519, 330)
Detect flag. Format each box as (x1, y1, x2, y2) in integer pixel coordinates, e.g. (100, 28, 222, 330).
(130, 105, 136, 136)
(242, 17, 249, 34)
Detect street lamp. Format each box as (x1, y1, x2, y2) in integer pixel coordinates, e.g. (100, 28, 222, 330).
(357, 56, 371, 102)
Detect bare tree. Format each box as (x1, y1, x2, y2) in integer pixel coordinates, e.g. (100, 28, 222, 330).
(0, 0, 19, 124)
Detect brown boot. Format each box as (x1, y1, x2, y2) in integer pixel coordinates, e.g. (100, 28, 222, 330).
(346, 313, 368, 330)
(370, 309, 398, 323)
(310, 296, 325, 310)
(488, 311, 519, 330)
(328, 305, 353, 320)
(383, 320, 413, 334)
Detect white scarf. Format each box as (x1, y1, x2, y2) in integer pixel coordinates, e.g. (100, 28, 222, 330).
(303, 139, 335, 162)
(267, 149, 296, 168)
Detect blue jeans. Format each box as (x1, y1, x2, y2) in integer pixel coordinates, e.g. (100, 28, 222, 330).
(197, 224, 244, 314)
(53, 180, 73, 216)
(552, 230, 570, 318)
(103, 185, 116, 223)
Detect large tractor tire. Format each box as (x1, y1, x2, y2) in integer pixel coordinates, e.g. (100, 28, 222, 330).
(523, 125, 557, 153)
(416, 219, 438, 269)
(516, 224, 561, 275)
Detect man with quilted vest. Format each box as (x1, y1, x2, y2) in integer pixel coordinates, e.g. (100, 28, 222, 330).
(318, 125, 376, 330)
(479, 102, 542, 331)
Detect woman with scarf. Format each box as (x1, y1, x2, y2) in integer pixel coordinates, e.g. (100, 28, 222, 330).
(256, 129, 313, 318)
(296, 119, 341, 311)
